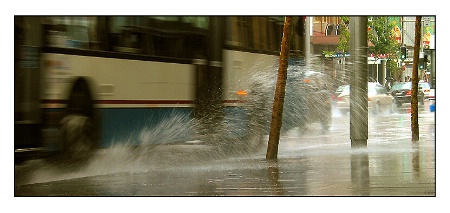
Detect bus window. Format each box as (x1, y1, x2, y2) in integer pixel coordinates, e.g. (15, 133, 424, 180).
(108, 17, 145, 54)
(180, 17, 209, 30)
(43, 16, 100, 50)
(225, 17, 253, 49)
(107, 16, 209, 58)
(237, 17, 253, 49)
(225, 17, 283, 53)
(151, 16, 179, 22)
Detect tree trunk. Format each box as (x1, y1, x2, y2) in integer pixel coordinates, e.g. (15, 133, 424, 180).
(266, 16, 293, 160)
(411, 16, 421, 141)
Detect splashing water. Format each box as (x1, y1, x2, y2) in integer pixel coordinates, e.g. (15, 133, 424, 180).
(15, 55, 342, 185)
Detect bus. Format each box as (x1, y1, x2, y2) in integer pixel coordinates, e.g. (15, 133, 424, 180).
(15, 16, 308, 160)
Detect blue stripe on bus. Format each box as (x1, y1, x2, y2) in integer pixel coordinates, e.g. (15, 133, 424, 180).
(43, 106, 253, 149)
(100, 107, 194, 147)
(100, 107, 256, 147)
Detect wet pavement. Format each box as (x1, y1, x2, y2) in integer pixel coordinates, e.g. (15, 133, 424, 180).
(14, 104, 436, 197)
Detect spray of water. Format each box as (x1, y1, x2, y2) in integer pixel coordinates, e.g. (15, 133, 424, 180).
(16, 55, 342, 185)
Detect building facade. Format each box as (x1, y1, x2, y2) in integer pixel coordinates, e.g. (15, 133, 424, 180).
(306, 16, 435, 89)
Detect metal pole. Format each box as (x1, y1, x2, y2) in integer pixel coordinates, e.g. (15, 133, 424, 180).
(305, 16, 311, 66)
(430, 49, 435, 88)
(349, 16, 368, 148)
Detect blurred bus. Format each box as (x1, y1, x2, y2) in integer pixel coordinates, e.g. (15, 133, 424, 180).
(15, 16, 307, 159)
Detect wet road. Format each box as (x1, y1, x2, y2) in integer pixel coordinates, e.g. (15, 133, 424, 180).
(14, 104, 435, 196)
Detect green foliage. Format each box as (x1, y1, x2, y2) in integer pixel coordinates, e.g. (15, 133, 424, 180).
(322, 50, 336, 58)
(325, 17, 400, 59)
(367, 16, 402, 78)
(367, 16, 401, 60)
(322, 16, 350, 58)
(337, 16, 350, 52)
(323, 16, 402, 79)
(386, 59, 401, 78)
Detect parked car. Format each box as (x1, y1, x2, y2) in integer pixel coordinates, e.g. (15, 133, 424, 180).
(331, 85, 349, 105)
(429, 88, 435, 112)
(246, 66, 332, 133)
(419, 81, 431, 99)
(429, 88, 435, 101)
(390, 82, 425, 107)
(336, 82, 394, 115)
(294, 71, 332, 130)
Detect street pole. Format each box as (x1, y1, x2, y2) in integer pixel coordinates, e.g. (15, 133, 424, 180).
(430, 48, 435, 88)
(305, 16, 311, 66)
(266, 16, 293, 160)
(349, 16, 368, 148)
(411, 16, 422, 142)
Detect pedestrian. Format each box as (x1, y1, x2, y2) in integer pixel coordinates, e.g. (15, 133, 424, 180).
(384, 81, 390, 91)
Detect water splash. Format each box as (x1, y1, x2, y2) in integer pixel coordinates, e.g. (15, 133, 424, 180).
(15, 55, 341, 185)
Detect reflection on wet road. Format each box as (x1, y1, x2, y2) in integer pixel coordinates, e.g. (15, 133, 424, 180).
(15, 106, 435, 196)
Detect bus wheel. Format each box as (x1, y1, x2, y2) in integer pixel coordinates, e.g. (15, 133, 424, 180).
(60, 114, 94, 158)
(60, 78, 97, 161)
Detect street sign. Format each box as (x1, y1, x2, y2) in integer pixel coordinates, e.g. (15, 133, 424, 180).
(423, 17, 431, 27)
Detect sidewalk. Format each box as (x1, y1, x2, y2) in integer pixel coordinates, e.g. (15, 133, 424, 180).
(15, 133, 435, 196)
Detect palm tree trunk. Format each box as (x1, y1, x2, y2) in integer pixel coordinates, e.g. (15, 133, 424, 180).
(266, 16, 293, 159)
(411, 16, 421, 141)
